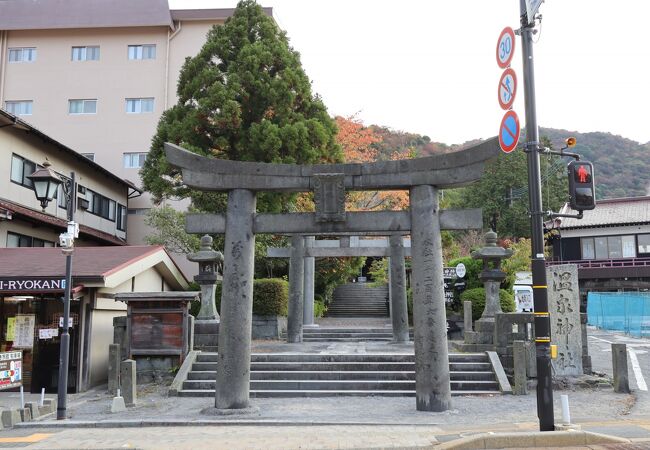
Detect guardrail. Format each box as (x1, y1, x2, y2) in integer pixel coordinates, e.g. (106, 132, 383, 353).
(547, 257, 650, 269)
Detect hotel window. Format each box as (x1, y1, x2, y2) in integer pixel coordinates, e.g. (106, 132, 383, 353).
(123, 152, 147, 169)
(4, 100, 33, 116)
(8, 47, 36, 62)
(581, 235, 637, 260)
(125, 98, 154, 113)
(128, 44, 156, 60)
(69, 99, 97, 114)
(622, 235, 636, 258)
(117, 204, 127, 231)
(85, 189, 116, 221)
(56, 174, 72, 210)
(581, 238, 595, 260)
(639, 235, 650, 254)
(71, 46, 100, 61)
(7, 232, 54, 248)
(10, 154, 36, 189)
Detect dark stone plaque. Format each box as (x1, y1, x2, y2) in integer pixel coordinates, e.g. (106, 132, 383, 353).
(314, 173, 346, 222)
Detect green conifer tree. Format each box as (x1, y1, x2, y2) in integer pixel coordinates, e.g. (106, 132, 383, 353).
(141, 0, 342, 211)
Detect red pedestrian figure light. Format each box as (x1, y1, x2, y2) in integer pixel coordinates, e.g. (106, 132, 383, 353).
(577, 165, 589, 183)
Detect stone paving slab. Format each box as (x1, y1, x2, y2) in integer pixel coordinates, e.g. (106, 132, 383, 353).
(11, 383, 639, 428)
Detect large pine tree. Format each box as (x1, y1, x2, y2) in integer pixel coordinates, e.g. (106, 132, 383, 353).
(141, 0, 342, 210)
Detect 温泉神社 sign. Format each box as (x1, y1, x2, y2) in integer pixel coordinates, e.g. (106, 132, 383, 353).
(0, 351, 22, 390)
(0, 278, 66, 292)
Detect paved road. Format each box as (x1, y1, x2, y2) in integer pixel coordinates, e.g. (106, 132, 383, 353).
(587, 327, 649, 399)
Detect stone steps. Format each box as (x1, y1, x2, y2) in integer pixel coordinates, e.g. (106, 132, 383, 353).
(327, 284, 389, 318)
(284, 326, 413, 342)
(192, 361, 492, 372)
(177, 352, 501, 397)
(182, 379, 499, 391)
(188, 370, 494, 381)
(178, 389, 500, 398)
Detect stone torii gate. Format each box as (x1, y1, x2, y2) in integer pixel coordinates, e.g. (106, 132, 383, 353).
(267, 236, 415, 342)
(165, 138, 500, 412)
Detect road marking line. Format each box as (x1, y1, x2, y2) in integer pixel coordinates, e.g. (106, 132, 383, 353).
(628, 348, 648, 392)
(0, 433, 53, 443)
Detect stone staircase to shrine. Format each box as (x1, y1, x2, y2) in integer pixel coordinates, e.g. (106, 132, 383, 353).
(326, 283, 389, 317)
(176, 352, 503, 397)
(300, 327, 394, 342)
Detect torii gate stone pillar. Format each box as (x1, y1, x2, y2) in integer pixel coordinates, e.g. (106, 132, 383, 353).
(165, 137, 500, 412)
(388, 234, 409, 343)
(303, 236, 316, 327)
(216, 189, 256, 409)
(410, 185, 451, 410)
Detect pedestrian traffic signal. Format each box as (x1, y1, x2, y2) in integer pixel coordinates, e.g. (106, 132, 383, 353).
(567, 161, 596, 211)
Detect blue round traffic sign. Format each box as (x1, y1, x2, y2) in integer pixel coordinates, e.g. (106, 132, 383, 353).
(496, 27, 516, 69)
(498, 110, 520, 153)
(498, 68, 517, 110)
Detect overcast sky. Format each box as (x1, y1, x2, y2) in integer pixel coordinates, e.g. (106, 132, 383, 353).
(169, 0, 650, 146)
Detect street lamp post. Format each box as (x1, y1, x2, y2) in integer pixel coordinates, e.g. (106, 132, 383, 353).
(28, 161, 77, 420)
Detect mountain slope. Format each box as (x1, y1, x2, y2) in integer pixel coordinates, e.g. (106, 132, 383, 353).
(540, 128, 649, 199)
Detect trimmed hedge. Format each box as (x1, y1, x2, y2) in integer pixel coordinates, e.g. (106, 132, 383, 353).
(191, 278, 289, 317)
(251, 278, 289, 316)
(314, 299, 327, 318)
(460, 287, 515, 321)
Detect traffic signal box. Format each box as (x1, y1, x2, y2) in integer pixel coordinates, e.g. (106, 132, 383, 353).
(567, 160, 596, 211)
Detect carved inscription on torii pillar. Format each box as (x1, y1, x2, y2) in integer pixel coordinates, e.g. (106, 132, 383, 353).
(164, 137, 501, 413)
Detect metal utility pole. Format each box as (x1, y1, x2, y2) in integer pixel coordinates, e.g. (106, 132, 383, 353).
(519, 0, 555, 431)
(57, 171, 76, 420)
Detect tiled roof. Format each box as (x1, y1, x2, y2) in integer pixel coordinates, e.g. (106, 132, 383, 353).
(170, 7, 271, 21)
(0, 246, 165, 279)
(558, 197, 650, 229)
(0, 199, 127, 246)
(0, 0, 173, 30)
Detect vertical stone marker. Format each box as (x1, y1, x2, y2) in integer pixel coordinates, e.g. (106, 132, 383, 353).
(108, 343, 120, 396)
(612, 343, 630, 393)
(216, 189, 256, 409)
(389, 234, 409, 343)
(547, 264, 583, 376)
(120, 359, 136, 407)
(410, 185, 451, 412)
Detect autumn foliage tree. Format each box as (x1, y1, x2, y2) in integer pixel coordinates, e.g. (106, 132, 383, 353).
(335, 115, 411, 211)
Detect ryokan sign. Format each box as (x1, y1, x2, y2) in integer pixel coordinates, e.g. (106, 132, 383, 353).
(0, 278, 66, 292)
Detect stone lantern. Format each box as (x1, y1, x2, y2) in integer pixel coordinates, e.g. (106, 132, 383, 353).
(460, 230, 513, 350)
(471, 230, 513, 320)
(187, 235, 223, 351)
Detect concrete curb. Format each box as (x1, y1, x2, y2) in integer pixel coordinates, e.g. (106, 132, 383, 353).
(435, 430, 630, 449)
(15, 419, 443, 429)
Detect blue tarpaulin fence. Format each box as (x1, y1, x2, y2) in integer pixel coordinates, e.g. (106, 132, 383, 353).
(587, 292, 650, 337)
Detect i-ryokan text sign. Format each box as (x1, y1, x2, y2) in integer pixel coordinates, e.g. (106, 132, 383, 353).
(0, 278, 66, 292)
